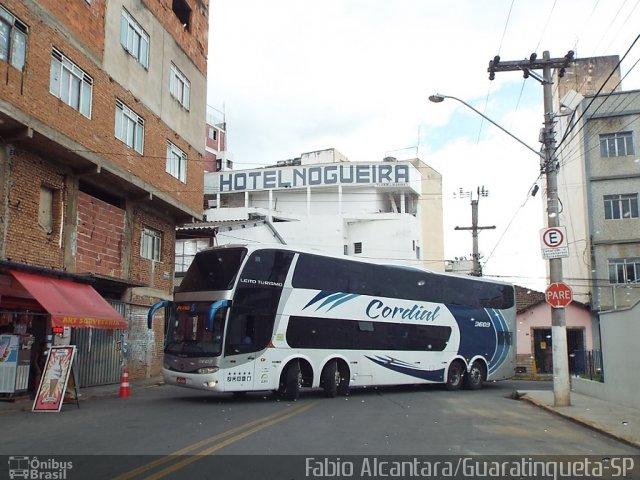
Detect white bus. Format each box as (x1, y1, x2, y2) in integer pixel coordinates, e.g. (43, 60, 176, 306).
(149, 244, 516, 399)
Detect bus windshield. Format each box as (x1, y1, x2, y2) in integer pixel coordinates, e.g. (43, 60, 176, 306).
(165, 302, 227, 357)
(177, 247, 247, 292)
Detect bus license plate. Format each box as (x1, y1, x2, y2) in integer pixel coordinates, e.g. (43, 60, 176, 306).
(176, 377, 186, 385)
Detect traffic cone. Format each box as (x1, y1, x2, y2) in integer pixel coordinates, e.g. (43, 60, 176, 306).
(118, 367, 131, 398)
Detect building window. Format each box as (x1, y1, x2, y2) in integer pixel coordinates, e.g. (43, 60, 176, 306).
(166, 141, 187, 182)
(172, 0, 191, 31)
(120, 9, 149, 68)
(604, 193, 639, 220)
(354, 242, 362, 254)
(208, 128, 217, 141)
(0, 6, 27, 71)
(175, 239, 210, 273)
(49, 48, 93, 118)
(141, 226, 161, 261)
(600, 132, 635, 158)
(115, 99, 144, 153)
(169, 63, 190, 110)
(38, 186, 54, 234)
(608, 257, 640, 284)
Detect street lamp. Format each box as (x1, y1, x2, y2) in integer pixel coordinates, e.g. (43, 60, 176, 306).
(428, 94, 544, 160)
(430, 90, 571, 407)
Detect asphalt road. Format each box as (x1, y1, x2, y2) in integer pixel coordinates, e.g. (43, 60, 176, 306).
(4, 379, 638, 479)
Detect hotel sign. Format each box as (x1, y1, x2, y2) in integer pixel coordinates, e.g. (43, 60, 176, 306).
(212, 163, 412, 193)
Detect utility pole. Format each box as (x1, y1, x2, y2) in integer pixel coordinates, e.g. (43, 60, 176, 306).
(488, 50, 574, 407)
(455, 186, 495, 277)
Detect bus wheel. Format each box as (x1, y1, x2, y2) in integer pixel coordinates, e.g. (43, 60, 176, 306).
(321, 359, 340, 397)
(336, 363, 350, 396)
(279, 360, 302, 400)
(445, 361, 464, 391)
(463, 361, 485, 390)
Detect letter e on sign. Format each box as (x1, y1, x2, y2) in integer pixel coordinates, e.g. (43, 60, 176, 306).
(545, 282, 573, 308)
(540, 226, 569, 259)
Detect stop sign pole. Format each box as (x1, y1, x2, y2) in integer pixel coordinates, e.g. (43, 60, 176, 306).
(487, 52, 572, 407)
(541, 56, 571, 407)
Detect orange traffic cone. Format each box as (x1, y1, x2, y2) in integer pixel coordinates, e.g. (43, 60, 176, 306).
(118, 367, 130, 398)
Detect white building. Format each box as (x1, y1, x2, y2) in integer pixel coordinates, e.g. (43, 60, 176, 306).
(194, 148, 444, 272)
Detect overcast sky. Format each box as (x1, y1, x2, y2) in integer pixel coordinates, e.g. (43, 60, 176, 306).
(206, 0, 640, 292)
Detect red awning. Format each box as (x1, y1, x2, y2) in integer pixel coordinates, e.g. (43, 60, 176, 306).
(10, 270, 127, 330)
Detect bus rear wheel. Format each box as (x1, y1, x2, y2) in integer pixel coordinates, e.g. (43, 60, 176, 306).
(278, 360, 302, 400)
(321, 359, 340, 397)
(445, 361, 464, 391)
(463, 361, 485, 390)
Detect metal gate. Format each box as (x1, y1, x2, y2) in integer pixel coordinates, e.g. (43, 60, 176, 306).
(71, 302, 126, 387)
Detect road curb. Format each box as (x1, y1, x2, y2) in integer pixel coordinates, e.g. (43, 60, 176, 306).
(518, 393, 640, 450)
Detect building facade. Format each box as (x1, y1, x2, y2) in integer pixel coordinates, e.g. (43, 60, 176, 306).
(204, 105, 231, 173)
(552, 56, 640, 347)
(513, 286, 592, 379)
(177, 149, 444, 276)
(0, 0, 207, 394)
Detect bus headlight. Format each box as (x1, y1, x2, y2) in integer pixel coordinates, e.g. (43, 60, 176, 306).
(197, 367, 219, 374)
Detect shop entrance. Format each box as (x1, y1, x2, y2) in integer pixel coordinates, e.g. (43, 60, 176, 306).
(71, 328, 126, 387)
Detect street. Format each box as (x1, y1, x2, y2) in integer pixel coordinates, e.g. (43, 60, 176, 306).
(2, 380, 636, 457)
(3, 379, 638, 479)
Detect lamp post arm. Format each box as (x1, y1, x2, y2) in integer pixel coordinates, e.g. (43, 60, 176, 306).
(434, 94, 545, 160)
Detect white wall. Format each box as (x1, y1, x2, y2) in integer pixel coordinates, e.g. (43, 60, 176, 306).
(210, 213, 422, 267)
(573, 300, 640, 409)
(215, 223, 283, 245)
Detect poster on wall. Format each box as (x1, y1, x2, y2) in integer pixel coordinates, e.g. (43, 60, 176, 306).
(32, 346, 76, 413)
(0, 335, 19, 393)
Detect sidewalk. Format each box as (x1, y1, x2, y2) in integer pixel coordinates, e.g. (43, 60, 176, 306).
(518, 389, 640, 449)
(0, 376, 164, 414)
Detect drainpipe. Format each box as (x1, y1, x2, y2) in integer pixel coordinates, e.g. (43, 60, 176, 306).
(0, 146, 12, 259)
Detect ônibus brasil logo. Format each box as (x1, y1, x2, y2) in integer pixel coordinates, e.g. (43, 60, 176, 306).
(8, 456, 73, 479)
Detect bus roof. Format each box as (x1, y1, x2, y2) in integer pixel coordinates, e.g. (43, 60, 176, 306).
(200, 243, 514, 288)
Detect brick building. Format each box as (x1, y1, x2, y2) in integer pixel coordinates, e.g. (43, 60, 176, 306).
(0, 0, 207, 394)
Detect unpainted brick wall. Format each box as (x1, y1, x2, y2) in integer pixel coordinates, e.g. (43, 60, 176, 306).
(3, 149, 66, 268)
(76, 192, 125, 277)
(129, 207, 175, 292)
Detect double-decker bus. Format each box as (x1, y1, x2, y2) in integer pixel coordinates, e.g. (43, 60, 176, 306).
(148, 244, 515, 399)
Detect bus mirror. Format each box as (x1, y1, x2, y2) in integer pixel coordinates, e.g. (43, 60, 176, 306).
(148, 300, 171, 329)
(207, 299, 231, 331)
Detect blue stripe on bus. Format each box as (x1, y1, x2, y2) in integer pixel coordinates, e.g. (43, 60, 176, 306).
(366, 355, 445, 382)
(303, 291, 360, 312)
(487, 308, 509, 374)
(303, 290, 338, 309)
(327, 293, 360, 311)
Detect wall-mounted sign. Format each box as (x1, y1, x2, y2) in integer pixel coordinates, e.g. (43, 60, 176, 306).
(212, 163, 412, 193)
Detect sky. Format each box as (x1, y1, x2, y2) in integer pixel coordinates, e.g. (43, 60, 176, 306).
(206, 0, 640, 292)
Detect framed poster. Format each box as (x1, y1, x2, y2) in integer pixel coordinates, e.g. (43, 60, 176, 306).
(32, 346, 76, 413)
(0, 335, 19, 393)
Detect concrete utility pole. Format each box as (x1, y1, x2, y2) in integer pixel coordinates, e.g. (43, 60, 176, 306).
(454, 187, 495, 276)
(488, 50, 574, 407)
